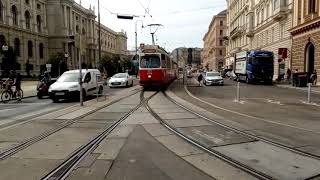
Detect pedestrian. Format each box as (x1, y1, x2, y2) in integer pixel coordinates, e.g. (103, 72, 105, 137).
(198, 72, 203, 86)
(286, 68, 291, 82)
(311, 70, 317, 86)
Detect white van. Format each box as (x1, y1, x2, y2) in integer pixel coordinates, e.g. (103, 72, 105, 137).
(48, 69, 104, 102)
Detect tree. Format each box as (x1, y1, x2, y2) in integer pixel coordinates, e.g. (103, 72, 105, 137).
(1, 46, 19, 77)
(47, 52, 68, 77)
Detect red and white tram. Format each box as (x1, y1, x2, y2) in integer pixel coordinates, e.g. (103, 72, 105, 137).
(139, 44, 178, 88)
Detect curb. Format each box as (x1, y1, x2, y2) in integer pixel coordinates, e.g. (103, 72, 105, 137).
(276, 85, 320, 94)
(0, 95, 37, 103)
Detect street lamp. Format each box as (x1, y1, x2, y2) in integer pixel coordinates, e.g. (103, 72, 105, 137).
(2, 44, 8, 51)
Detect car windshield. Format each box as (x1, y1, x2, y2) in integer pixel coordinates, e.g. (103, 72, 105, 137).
(57, 72, 84, 82)
(113, 74, 127, 78)
(140, 55, 161, 68)
(207, 72, 220, 76)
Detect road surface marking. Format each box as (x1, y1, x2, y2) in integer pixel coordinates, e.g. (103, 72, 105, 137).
(184, 85, 320, 134)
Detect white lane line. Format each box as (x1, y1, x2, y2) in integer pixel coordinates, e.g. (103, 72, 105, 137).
(300, 100, 320, 107)
(267, 99, 283, 106)
(184, 86, 320, 135)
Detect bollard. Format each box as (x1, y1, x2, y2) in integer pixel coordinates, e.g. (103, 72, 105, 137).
(307, 83, 311, 104)
(236, 82, 240, 102)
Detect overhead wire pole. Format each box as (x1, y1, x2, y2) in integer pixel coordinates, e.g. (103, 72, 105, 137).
(98, 0, 101, 70)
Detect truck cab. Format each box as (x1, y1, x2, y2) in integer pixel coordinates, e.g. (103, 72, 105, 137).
(235, 50, 274, 84)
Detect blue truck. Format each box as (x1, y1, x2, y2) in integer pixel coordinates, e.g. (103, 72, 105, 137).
(234, 50, 274, 84)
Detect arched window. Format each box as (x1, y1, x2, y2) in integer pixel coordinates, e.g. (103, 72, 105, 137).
(14, 38, 20, 56)
(39, 43, 44, 59)
(25, 11, 31, 29)
(11, 5, 18, 25)
(76, 25, 79, 33)
(309, 0, 316, 13)
(28, 40, 33, 58)
(0, 1, 3, 22)
(37, 15, 41, 32)
(0, 35, 6, 48)
(25, 0, 29, 4)
(82, 28, 86, 35)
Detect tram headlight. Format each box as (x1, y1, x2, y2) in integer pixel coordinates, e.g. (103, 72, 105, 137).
(148, 74, 152, 79)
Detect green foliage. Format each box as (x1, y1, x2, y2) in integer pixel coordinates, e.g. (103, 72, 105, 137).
(46, 52, 67, 77)
(99, 53, 130, 77)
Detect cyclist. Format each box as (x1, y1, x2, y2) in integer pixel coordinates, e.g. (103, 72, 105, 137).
(4, 70, 15, 92)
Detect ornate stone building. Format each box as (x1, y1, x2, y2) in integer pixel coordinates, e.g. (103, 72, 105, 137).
(290, 0, 319, 83)
(202, 10, 227, 71)
(249, 0, 293, 79)
(225, 0, 293, 79)
(0, 0, 49, 75)
(0, 0, 127, 76)
(171, 47, 203, 68)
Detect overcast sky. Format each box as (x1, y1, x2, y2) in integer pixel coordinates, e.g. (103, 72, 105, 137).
(77, 0, 226, 52)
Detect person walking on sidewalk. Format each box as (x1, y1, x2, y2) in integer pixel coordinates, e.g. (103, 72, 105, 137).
(311, 70, 317, 86)
(286, 68, 292, 83)
(198, 72, 203, 86)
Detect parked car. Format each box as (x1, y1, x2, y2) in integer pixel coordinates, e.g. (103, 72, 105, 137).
(108, 73, 133, 88)
(203, 72, 224, 86)
(48, 69, 104, 102)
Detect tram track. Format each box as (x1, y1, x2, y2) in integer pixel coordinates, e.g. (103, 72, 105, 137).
(0, 90, 142, 160)
(145, 91, 320, 180)
(40, 90, 158, 180)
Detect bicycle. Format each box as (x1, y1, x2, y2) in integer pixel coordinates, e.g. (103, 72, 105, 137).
(1, 85, 23, 103)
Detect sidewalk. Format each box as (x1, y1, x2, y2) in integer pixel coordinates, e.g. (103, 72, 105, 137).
(0, 81, 37, 98)
(21, 81, 38, 97)
(276, 84, 320, 94)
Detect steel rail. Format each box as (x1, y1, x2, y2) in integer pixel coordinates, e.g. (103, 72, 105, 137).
(145, 92, 274, 180)
(41, 90, 158, 180)
(164, 91, 320, 161)
(0, 90, 141, 160)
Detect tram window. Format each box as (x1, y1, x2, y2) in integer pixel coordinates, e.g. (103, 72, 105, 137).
(140, 55, 161, 68)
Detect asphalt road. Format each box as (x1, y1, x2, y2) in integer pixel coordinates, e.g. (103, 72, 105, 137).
(0, 78, 140, 129)
(170, 79, 320, 156)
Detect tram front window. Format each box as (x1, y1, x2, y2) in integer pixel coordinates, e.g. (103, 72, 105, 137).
(140, 55, 161, 68)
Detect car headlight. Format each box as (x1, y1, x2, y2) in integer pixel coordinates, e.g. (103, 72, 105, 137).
(48, 86, 52, 92)
(121, 79, 126, 82)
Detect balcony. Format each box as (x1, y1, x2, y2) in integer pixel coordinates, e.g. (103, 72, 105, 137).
(246, 12, 254, 37)
(229, 26, 243, 39)
(272, 3, 289, 21)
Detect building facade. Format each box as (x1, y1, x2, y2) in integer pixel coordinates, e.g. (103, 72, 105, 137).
(225, 0, 250, 69)
(171, 47, 203, 68)
(249, 0, 293, 79)
(0, 0, 127, 76)
(202, 10, 227, 71)
(225, 0, 293, 79)
(290, 0, 319, 83)
(0, 0, 49, 74)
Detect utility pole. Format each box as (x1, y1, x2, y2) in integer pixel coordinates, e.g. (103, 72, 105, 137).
(98, 0, 101, 69)
(79, 34, 83, 106)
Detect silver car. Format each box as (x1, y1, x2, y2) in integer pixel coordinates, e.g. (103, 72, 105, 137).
(203, 72, 224, 86)
(108, 73, 134, 88)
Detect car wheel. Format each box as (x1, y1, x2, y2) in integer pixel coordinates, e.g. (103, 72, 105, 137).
(52, 96, 59, 103)
(246, 77, 250, 84)
(126, 81, 129, 87)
